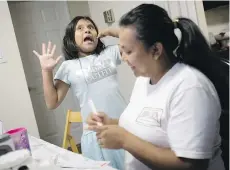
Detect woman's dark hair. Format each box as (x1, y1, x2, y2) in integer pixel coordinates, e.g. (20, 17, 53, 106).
(62, 16, 105, 60)
(119, 4, 229, 109)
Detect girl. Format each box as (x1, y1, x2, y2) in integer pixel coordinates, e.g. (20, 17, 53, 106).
(33, 16, 125, 170)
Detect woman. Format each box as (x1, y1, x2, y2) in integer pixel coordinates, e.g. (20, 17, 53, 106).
(33, 16, 125, 170)
(87, 4, 225, 170)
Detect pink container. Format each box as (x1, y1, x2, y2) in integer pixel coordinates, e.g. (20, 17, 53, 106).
(6, 127, 31, 152)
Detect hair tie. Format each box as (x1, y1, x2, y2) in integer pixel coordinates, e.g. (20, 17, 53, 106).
(173, 19, 182, 59)
(173, 19, 179, 29)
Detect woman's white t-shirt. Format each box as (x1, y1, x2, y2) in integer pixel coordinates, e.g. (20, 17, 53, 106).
(119, 63, 225, 170)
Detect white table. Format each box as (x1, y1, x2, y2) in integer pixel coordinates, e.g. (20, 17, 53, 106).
(29, 136, 116, 170)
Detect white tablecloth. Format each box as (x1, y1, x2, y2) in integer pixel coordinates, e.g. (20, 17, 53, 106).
(29, 136, 116, 170)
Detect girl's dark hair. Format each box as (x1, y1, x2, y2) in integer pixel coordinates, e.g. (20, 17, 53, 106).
(62, 16, 105, 60)
(119, 4, 229, 109)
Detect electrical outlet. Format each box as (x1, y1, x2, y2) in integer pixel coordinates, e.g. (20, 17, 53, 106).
(103, 9, 115, 23)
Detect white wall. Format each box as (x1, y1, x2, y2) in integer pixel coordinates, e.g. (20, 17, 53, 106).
(194, 1, 209, 40)
(0, 1, 39, 137)
(204, 5, 229, 35)
(67, 1, 91, 19)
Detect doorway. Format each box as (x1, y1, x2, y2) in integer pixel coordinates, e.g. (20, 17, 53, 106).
(8, 1, 82, 146)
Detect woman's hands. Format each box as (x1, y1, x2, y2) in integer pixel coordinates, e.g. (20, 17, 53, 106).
(86, 112, 112, 127)
(95, 125, 129, 149)
(86, 112, 130, 149)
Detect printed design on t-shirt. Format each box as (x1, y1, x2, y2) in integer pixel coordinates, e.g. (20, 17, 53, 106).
(136, 107, 163, 127)
(84, 59, 117, 84)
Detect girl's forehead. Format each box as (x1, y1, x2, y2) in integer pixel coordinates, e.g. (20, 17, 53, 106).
(76, 19, 94, 26)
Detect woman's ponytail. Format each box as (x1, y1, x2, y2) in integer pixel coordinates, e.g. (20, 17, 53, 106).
(176, 18, 229, 109)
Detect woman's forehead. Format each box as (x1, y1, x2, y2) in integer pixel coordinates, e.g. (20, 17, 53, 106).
(119, 27, 139, 48)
